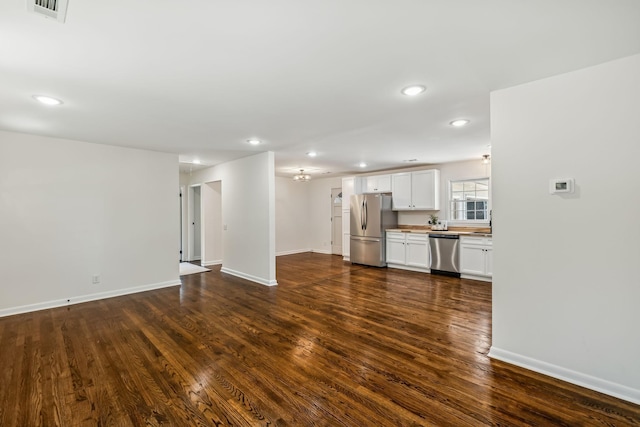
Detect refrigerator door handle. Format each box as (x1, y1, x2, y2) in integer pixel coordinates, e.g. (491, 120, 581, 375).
(361, 200, 365, 231)
(364, 199, 368, 230)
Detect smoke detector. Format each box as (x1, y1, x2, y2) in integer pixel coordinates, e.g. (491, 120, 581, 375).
(28, 0, 69, 23)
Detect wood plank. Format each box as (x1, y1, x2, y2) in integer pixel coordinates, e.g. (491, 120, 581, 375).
(0, 253, 638, 426)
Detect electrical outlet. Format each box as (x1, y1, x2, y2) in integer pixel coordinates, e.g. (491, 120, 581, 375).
(92, 274, 100, 284)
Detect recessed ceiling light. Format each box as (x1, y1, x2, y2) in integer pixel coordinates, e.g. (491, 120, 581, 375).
(403, 159, 418, 163)
(450, 119, 470, 127)
(401, 85, 426, 96)
(307, 151, 317, 157)
(247, 139, 261, 145)
(192, 159, 201, 164)
(33, 95, 63, 106)
(359, 162, 367, 168)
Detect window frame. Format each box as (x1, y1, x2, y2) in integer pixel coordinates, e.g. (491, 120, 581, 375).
(448, 177, 491, 224)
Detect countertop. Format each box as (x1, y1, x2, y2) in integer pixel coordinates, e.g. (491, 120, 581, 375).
(386, 228, 492, 237)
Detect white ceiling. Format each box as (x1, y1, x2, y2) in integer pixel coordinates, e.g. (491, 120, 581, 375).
(2, 1, 640, 177)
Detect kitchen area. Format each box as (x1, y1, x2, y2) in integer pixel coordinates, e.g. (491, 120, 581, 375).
(342, 165, 492, 282)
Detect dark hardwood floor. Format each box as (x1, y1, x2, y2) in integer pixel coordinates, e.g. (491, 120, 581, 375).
(1, 253, 638, 426)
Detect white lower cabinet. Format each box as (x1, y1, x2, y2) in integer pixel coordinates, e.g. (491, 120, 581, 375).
(386, 232, 430, 272)
(386, 233, 406, 265)
(460, 236, 492, 281)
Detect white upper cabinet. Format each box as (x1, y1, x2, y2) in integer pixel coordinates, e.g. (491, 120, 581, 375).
(391, 173, 412, 209)
(391, 170, 440, 210)
(342, 177, 355, 206)
(365, 174, 391, 193)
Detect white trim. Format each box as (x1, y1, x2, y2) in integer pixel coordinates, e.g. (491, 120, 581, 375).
(488, 347, 640, 405)
(387, 264, 430, 274)
(461, 274, 492, 282)
(343, 255, 350, 261)
(447, 176, 491, 223)
(220, 267, 278, 287)
(276, 248, 311, 256)
(202, 259, 222, 266)
(311, 249, 332, 255)
(0, 280, 181, 318)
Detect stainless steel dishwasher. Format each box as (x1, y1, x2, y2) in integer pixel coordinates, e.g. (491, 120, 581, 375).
(429, 234, 461, 277)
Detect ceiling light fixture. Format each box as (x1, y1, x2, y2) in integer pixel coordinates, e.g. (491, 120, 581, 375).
(293, 169, 311, 182)
(192, 159, 201, 164)
(33, 95, 63, 106)
(482, 154, 491, 164)
(307, 151, 317, 157)
(450, 119, 470, 127)
(247, 139, 261, 145)
(401, 85, 426, 96)
(359, 162, 367, 168)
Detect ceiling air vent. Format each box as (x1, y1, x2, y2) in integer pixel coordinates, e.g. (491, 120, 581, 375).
(28, 0, 69, 23)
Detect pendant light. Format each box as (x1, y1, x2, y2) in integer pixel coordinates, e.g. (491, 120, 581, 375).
(293, 169, 311, 181)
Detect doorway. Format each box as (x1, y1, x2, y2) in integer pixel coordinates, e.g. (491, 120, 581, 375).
(331, 188, 342, 255)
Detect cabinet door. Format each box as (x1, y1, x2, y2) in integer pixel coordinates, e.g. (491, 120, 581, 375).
(484, 248, 493, 277)
(391, 173, 412, 210)
(460, 245, 485, 276)
(365, 177, 378, 193)
(366, 175, 391, 193)
(376, 175, 391, 192)
(354, 176, 366, 195)
(386, 238, 406, 264)
(411, 170, 440, 210)
(406, 240, 429, 268)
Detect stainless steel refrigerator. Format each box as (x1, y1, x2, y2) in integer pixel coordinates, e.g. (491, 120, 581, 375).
(350, 194, 397, 267)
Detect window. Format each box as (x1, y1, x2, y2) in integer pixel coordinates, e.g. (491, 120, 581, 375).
(450, 178, 490, 221)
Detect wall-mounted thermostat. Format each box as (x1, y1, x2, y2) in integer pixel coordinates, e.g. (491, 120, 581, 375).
(549, 178, 574, 194)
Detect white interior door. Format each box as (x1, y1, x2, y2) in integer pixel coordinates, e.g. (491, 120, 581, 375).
(331, 188, 342, 255)
(179, 186, 185, 262)
(191, 185, 202, 261)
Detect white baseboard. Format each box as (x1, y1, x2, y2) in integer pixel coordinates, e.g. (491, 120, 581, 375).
(311, 249, 332, 255)
(274, 249, 337, 256)
(461, 273, 492, 282)
(202, 259, 222, 266)
(488, 346, 640, 405)
(220, 267, 278, 287)
(387, 263, 430, 274)
(0, 280, 181, 318)
(276, 249, 311, 256)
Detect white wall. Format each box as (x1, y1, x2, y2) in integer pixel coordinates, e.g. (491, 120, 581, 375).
(0, 131, 179, 316)
(275, 176, 311, 255)
(189, 152, 276, 286)
(201, 181, 222, 266)
(490, 54, 640, 404)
